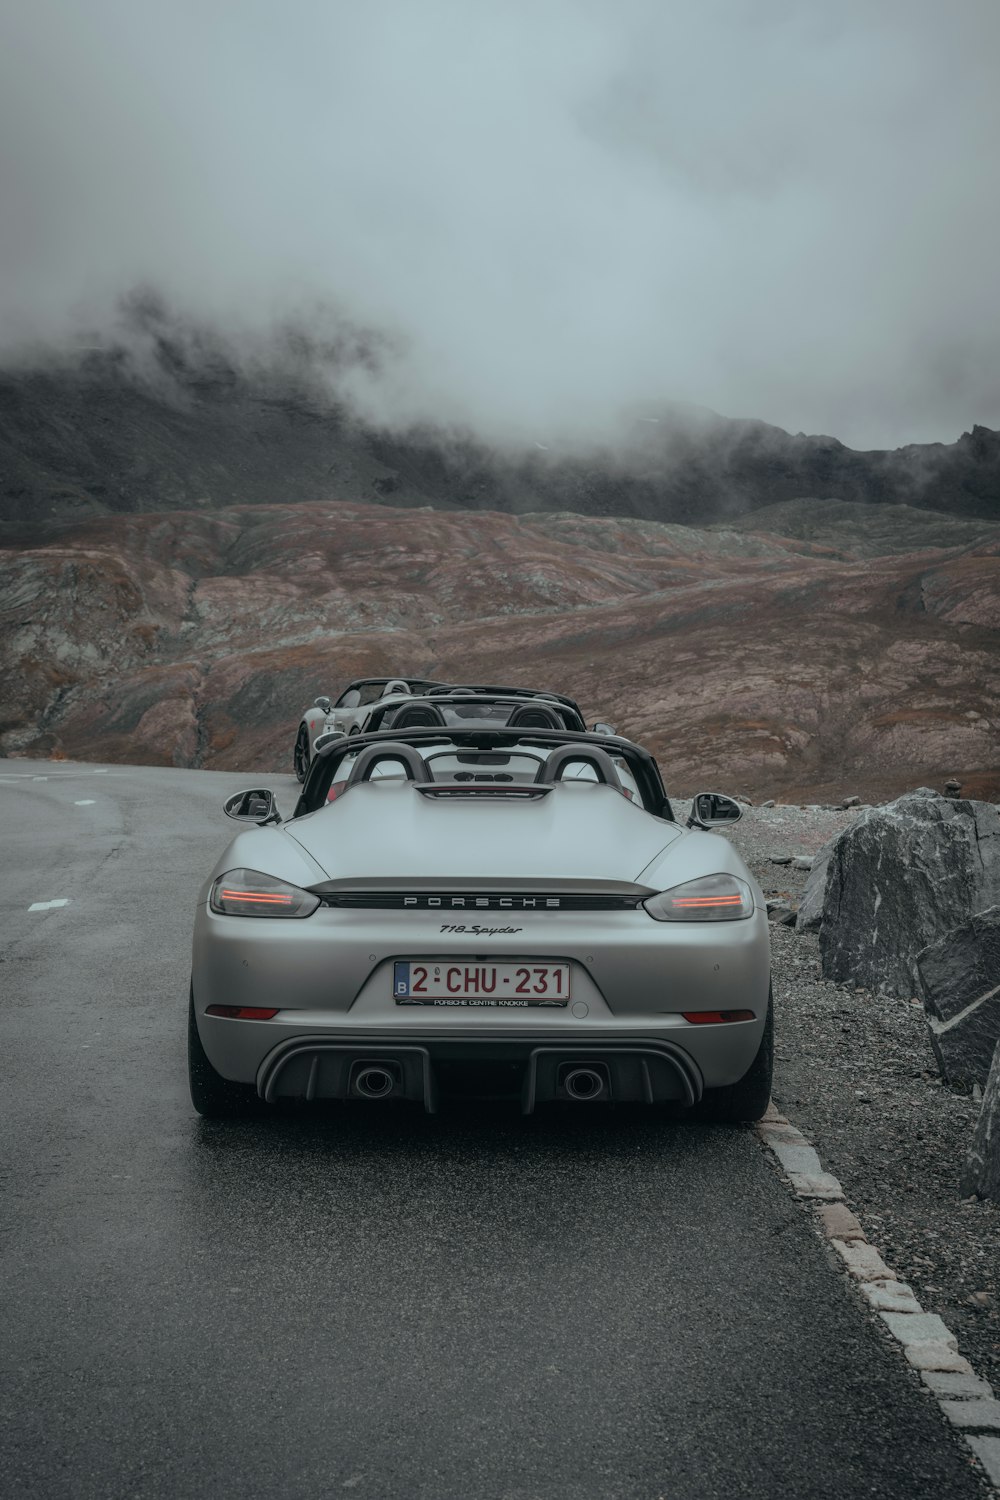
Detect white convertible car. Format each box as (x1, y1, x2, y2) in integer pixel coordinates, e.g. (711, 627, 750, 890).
(191, 725, 773, 1123)
(294, 677, 444, 781)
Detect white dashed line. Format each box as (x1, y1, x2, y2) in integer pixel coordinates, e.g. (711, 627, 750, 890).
(0, 770, 118, 781)
(74, 799, 96, 806)
(28, 899, 71, 912)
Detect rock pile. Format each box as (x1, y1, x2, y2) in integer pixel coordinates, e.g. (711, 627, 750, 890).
(793, 789, 1000, 1199)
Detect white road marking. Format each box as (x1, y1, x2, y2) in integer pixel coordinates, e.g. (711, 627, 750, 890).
(0, 771, 117, 781)
(757, 1105, 1000, 1486)
(74, 799, 96, 806)
(28, 899, 71, 912)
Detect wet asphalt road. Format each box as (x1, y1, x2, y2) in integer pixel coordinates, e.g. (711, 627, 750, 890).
(0, 761, 988, 1499)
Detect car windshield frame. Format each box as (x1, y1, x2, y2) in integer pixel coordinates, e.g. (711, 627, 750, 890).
(296, 727, 674, 822)
(335, 678, 445, 708)
(425, 683, 583, 714)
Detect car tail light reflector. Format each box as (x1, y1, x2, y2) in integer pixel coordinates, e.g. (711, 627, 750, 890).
(210, 869, 320, 918)
(642, 874, 754, 922)
(206, 1006, 280, 1020)
(682, 1009, 755, 1024)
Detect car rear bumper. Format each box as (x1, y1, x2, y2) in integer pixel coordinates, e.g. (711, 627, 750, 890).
(191, 902, 770, 1100)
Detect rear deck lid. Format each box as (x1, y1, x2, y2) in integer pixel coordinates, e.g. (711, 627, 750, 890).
(287, 779, 681, 886)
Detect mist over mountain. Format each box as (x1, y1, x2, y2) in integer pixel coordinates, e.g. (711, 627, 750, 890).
(1, 336, 997, 535)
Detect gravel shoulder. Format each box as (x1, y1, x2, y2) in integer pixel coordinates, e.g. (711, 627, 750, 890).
(724, 803, 1000, 1388)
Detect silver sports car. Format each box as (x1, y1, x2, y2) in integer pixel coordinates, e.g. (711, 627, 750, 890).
(294, 677, 444, 781)
(189, 728, 772, 1121)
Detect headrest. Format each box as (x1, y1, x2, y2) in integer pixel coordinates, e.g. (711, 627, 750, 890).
(507, 703, 563, 729)
(390, 703, 448, 728)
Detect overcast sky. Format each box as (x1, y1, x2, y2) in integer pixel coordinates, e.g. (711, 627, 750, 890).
(1, 0, 998, 449)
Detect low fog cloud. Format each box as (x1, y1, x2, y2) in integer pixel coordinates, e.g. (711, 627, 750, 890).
(1, 0, 998, 448)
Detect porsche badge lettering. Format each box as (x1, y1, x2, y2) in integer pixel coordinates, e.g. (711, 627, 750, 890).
(402, 896, 561, 909)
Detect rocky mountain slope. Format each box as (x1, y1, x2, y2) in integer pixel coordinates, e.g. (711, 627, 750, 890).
(3, 497, 998, 800)
(2, 353, 998, 531)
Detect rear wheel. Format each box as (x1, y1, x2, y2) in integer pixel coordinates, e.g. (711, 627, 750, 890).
(293, 725, 310, 783)
(188, 990, 260, 1119)
(691, 987, 774, 1123)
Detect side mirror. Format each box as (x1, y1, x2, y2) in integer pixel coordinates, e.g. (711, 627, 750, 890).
(314, 730, 347, 756)
(223, 788, 281, 825)
(687, 791, 742, 829)
(314, 696, 333, 713)
(591, 722, 616, 736)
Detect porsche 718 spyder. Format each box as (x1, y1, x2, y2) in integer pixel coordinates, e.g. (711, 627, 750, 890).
(191, 727, 772, 1122)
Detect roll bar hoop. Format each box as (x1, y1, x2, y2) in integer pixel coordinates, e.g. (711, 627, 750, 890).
(345, 743, 434, 788)
(535, 744, 624, 790)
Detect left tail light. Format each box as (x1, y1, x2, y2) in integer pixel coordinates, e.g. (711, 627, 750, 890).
(210, 868, 320, 918)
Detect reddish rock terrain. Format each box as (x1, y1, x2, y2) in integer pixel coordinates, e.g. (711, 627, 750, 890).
(2, 498, 998, 800)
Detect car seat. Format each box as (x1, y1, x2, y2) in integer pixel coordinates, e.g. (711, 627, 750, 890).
(506, 703, 564, 730)
(390, 703, 448, 728)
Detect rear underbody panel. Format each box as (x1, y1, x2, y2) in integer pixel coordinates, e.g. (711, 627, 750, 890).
(256, 1031, 704, 1112)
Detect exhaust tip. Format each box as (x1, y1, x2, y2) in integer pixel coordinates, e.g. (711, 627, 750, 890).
(354, 1065, 396, 1099)
(563, 1067, 606, 1101)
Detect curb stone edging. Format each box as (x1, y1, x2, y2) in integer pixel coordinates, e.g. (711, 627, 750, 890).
(757, 1101, 1000, 1493)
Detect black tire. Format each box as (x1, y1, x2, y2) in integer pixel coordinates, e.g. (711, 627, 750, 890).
(293, 726, 310, 783)
(691, 987, 774, 1124)
(188, 990, 261, 1119)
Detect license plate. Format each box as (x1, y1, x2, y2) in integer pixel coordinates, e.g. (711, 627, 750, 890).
(393, 961, 570, 1007)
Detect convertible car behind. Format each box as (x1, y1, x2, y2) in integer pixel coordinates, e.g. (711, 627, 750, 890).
(294, 677, 444, 781)
(294, 680, 592, 781)
(190, 729, 772, 1121)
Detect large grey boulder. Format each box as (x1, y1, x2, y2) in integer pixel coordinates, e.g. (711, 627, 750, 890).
(797, 788, 939, 937)
(915, 907, 1000, 1086)
(816, 792, 1000, 997)
(961, 1040, 1000, 1201)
